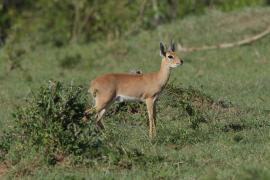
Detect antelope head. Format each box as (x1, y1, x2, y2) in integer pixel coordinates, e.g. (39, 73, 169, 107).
(160, 42, 183, 68)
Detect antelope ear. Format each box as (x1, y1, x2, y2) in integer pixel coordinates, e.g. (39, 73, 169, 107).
(170, 41, 176, 52)
(160, 42, 166, 57)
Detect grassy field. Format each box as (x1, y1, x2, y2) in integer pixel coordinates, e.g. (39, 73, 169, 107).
(0, 7, 270, 179)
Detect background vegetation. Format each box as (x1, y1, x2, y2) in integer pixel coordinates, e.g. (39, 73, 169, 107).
(0, 0, 270, 179)
(0, 0, 269, 45)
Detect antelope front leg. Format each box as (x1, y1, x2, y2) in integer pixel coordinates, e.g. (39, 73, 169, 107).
(152, 100, 157, 137)
(96, 109, 106, 130)
(82, 108, 94, 122)
(146, 98, 156, 138)
(82, 107, 106, 130)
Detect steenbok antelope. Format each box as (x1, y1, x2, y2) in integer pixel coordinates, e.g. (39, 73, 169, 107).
(85, 42, 183, 138)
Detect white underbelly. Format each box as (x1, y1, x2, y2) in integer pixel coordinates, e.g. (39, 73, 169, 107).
(115, 95, 142, 102)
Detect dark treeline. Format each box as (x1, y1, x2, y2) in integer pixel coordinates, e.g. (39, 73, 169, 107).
(0, 0, 268, 45)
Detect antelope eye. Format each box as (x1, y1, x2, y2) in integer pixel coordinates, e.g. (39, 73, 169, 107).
(168, 55, 173, 59)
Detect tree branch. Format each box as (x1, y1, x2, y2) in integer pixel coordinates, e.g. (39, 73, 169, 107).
(178, 25, 270, 52)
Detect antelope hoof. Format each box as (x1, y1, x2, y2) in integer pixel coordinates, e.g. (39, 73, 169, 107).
(82, 116, 88, 123)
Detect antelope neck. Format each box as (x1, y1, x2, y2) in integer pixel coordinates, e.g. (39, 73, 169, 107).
(157, 58, 171, 87)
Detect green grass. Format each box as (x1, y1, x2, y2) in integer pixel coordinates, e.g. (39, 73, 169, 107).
(1, 7, 270, 179)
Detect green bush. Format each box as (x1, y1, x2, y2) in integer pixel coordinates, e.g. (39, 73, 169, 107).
(0, 81, 115, 165)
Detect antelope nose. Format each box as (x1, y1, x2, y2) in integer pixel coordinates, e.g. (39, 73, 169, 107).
(180, 59, 184, 65)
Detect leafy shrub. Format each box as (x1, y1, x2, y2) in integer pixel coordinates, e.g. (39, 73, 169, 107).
(0, 81, 112, 165)
(17, 82, 93, 148)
